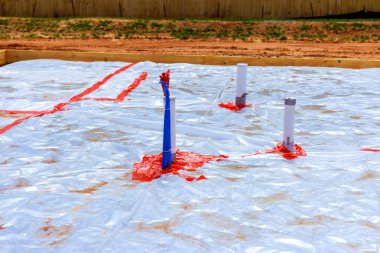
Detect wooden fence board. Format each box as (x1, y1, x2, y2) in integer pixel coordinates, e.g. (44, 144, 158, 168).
(0, 0, 379, 19)
(0, 50, 6, 66)
(54, 0, 75, 17)
(5, 49, 380, 69)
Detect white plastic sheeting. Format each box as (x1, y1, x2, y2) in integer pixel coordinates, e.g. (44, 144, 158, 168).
(0, 60, 379, 253)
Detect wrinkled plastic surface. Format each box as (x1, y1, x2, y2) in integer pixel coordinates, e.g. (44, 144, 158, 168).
(0, 60, 379, 253)
(0, 63, 147, 134)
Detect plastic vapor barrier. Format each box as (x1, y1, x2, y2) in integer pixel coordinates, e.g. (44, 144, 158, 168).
(0, 60, 379, 252)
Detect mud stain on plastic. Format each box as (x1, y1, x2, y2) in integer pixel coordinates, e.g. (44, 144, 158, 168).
(98, 165, 129, 170)
(350, 115, 362, 120)
(150, 222, 173, 233)
(290, 215, 336, 226)
(234, 231, 247, 241)
(48, 238, 70, 247)
(201, 212, 236, 231)
(14, 178, 29, 189)
(227, 164, 252, 171)
(171, 232, 206, 247)
(225, 176, 240, 182)
(311, 92, 333, 99)
(38, 219, 57, 237)
(0, 113, 26, 119)
(255, 192, 289, 205)
(136, 218, 206, 247)
(42, 158, 58, 164)
(37, 218, 73, 247)
(86, 128, 126, 143)
(1, 158, 14, 165)
(321, 109, 344, 114)
(0, 224, 5, 230)
(116, 171, 133, 181)
(179, 202, 198, 211)
(296, 165, 312, 171)
(0, 85, 16, 91)
(87, 129, 111, 142)
(363, 221, 380, 232)
(302, 105, 326, 111)
(357, 171, 378, 181)
(45, 147, 59, 152)
(120, 179, 140, 190)
(136, 218, 180, 234)
(200, 212, 247, 241)
(243, 212, 258, 221)
(117, 171, 139, 188)
(348, 190, 365, 196)
(45, 124, 57, 129)
(72, 204, 86, 212)
(70, 181, 108, 194)
(0, 178, 29, 191)
(119, 182, 139, 189)
(345, 243, 360, 250)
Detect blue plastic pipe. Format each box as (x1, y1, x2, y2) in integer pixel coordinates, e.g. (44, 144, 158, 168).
(161, 81, 172, 169)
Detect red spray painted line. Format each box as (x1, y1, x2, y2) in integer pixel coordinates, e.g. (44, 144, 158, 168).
(361, 148, 380, 152)
(115, 72, 148, 102)
(77, 72, 148, 103)
(69, 63, 136, 103)
(0, 105, 70, 135)
(0, 115, 36, 134)
(0, 64, 138, 135)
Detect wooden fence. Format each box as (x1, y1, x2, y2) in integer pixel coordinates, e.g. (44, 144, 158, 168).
(1, 0, 379, 19)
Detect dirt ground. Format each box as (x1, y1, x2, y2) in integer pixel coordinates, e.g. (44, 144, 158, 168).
(0, 18, 380, 59)
(2, 39, 379, 59)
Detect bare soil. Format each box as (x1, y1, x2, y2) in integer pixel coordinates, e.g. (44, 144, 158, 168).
(0, 18, 380, 59)
(2, 39, 379, 59)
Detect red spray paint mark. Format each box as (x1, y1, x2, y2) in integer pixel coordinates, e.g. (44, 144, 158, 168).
(0, 64, 144, 135)
(244, 142, 306, 160)
(361, 148, 380, 152)
(115, 72, 148, 102)
(132, 150, 228, 182)
(218, 102, 253, 112)
(69, 63, 136, 103)
(81, 72, 148, 103)
(0, 115, 35, 134)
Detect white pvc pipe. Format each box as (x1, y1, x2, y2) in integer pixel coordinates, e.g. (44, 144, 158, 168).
(170, 96, 176, 162)
(164, 96, 176, 162)
(236, 63, 248, 105)
(283, 98, 296, 152)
